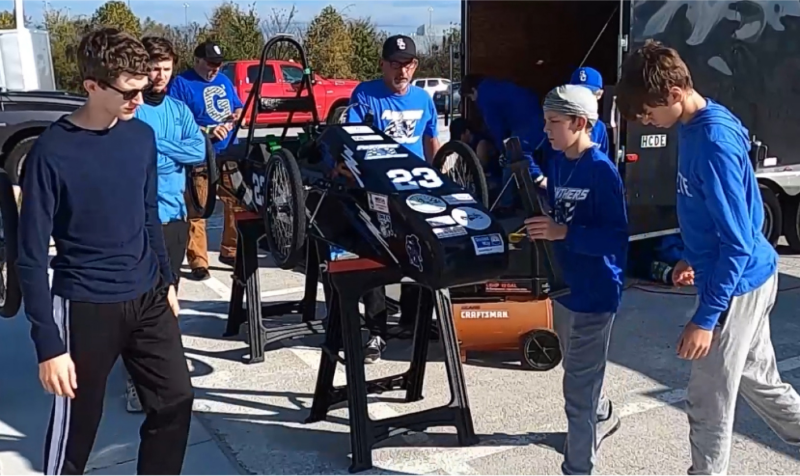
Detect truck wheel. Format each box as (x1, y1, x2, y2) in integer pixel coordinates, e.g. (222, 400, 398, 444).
(782, 194, 800, 252)
(760, 184, 782, 247)
(327, 105, 347, 124)
(4, 136, 37, 185)
(519, 330, 561, 371)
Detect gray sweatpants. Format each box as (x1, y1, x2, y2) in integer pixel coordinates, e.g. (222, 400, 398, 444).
(553, 301, 615, 475)
(686, 271, 800, 475)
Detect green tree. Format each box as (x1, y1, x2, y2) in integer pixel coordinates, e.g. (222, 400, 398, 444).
(347, 17, 385, 81)
(304, 6, 352, 78)
(417, 25, 461, 80)
(205, 1, 263, 61)
(44, 9, 88, 93)
(90, 0, 141, 36)
(0, 8, 32, 28)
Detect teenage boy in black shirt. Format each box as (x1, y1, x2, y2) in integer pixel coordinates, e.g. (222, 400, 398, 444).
(17, 28, 194, 475)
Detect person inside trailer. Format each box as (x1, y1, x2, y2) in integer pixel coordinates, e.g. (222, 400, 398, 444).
(460, 74, 548, 213)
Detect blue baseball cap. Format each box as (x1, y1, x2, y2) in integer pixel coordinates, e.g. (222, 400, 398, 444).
(570, 67, 603, 92)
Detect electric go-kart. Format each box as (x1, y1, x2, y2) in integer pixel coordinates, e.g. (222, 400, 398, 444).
(211, 35, 509, 291)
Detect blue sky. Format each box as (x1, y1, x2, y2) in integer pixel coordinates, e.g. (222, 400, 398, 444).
(0, 0, 461, 33)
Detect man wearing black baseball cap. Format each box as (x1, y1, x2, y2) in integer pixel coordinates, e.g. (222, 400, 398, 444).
(168, 40, 244, 280)
(346, 34, 441, 363)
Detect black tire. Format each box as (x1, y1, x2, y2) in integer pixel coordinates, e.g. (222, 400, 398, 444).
(4, 136, 37, 185)
(262, 148, 306, 270)
(783, 194, 800, 253)
(760, 184, 782, 247)
(185, 133, 219, 219)
(433, 140, 490, 208)
(327, 105, 347, 125)
(520, 330, 561, 371)
(0, 170, 21, 318)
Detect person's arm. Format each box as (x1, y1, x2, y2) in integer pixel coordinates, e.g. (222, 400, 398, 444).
(423, 96, 440, 162)
(167, 76, 187, 103)
(143, 131, 175, 285)
(17, 142, 61, 363)
(156, 102, 206, 166)
(691, 142, 754, 330)
(563, 161, 629, 256)
(595, 121, 610, 158)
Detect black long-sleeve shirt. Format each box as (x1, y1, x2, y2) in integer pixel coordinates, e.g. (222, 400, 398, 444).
(17, 117, 174, 363)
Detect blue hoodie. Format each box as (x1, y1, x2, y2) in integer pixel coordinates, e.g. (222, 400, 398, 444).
(546, 146, 629, 314)
(135, 96, 206, 223)
(677, 99, 777, 330)
(476, 78, 546, 177)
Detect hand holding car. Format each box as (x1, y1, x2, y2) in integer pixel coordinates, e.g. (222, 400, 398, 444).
(525, 215, 567, 241)
(672, 259, 694, 286)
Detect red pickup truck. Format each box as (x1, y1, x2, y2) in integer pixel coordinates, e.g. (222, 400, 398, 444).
(221, 59, 359, 126)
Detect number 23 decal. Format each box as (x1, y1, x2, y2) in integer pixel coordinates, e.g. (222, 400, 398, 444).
(386, 167, 443, 191)
(252, 172, 266, 207)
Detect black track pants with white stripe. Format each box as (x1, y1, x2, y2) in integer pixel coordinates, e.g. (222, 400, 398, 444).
(44, 280, 194, 475)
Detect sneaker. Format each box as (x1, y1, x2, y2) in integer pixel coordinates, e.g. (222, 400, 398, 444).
(126, 377, 143, 413)
(364, 336, 386, 364)
(596, 402, 621, 449)
(190, 267, 211, 281)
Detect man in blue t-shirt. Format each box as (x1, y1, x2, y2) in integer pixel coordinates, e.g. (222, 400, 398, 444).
(569, 66, 610, 157)
(346, 35, 440, 363)
(169, 41, 243, 280)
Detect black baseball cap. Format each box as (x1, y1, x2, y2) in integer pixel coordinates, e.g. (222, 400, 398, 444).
(194, 40, 225, 63)
(382, 35, 417, 62)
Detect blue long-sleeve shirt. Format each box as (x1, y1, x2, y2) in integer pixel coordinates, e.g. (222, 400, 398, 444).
(546, 146, 629, 313)
(168, 69, 243, 154)
(135, 96, 206, 223)
(476, 78, 546, 177)
(17, 117, 173, 363)
(677, 99, 777, 330)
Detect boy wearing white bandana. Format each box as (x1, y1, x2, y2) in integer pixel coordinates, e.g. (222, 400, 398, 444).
(525, 84, 629, 474)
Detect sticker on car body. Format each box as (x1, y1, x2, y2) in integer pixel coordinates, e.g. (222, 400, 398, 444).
(377, 212, 394, 238)
(442, 193, 477, 205)
(433, 225, 468, 239)
(452, 206, 491, 231)
(406, 194, 447, 214)
(405, 234, 423, 272)
(343, 125, 374, 135)
(471, 233, 504, 255)
(368, 192, 390, 213)
(426, 215, 457, 226)
(351, 134, 385, 142)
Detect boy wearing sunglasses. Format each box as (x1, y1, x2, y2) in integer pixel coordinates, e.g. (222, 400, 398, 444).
(17, 28, 193, 475)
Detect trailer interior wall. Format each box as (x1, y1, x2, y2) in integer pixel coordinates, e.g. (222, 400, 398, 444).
(466, 1, 620, 108)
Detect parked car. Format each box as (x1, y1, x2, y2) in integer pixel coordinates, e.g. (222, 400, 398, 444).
(412, 77, 450, 98)
(221, 60, 359, 126)
(433, 81, 460, 115)
(0, 90, 85, 184)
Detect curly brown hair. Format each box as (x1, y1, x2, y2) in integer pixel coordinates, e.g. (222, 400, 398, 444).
(141, 36, 176, 63)
(77, 27, 150, 84)
(615, 40, 693, 120)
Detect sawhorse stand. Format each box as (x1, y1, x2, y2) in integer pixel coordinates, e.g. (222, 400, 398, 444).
(224, 211, 328, 364)
(306, 257, 477, 473)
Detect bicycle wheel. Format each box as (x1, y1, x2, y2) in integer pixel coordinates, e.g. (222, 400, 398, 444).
(262, 148, 307, 270)
(433, 140, 489, 208)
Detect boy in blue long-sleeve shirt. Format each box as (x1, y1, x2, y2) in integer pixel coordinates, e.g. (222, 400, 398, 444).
(617, 40, 800, 475)
(125, 36, 205, 414)
(525, 84, 628, 475)
(569, 66, 610, 157)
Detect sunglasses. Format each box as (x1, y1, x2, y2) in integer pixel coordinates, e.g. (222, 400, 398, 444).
(100, 79, 152, 101)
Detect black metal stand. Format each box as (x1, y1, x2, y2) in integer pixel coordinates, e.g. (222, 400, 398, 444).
(224, 212, 328, 364)
(306, 257, 477, 473)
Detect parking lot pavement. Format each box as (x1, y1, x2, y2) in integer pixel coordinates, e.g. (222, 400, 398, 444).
(167, 218, 800, 474)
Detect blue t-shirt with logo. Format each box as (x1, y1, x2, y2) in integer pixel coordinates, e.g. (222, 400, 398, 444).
(168, 69, 244, 154)
(346, 79, 438, 160)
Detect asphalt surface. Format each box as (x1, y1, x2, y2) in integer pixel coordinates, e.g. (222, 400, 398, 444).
(165, 208, 800, 475)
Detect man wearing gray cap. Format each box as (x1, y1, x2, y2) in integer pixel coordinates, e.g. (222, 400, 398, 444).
(525, 84, 628, 475)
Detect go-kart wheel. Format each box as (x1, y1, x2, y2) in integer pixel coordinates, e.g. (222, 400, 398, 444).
(262, 148, 306, 270)
(433, 140, 489, 208)
(520, 330, 561, 371)
(185, 133, 219, 219)
(0, 170, 21, 318)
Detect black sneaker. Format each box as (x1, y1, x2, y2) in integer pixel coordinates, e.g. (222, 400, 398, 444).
(190, 267, 211, 281)
(596, 401, 621, 449)
(364, 336, 386, 364)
